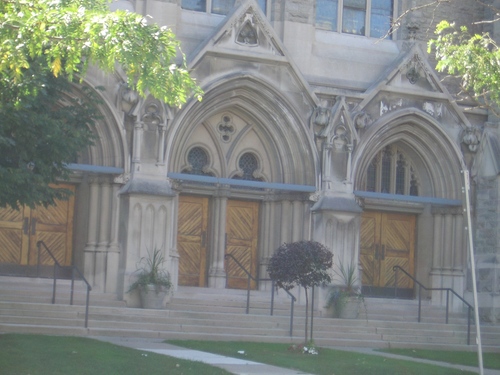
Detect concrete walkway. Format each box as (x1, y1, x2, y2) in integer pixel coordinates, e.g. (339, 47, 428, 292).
(93, 336, 312, 375)
(333, 347, 500, 375)
(93, 336, 498, 375)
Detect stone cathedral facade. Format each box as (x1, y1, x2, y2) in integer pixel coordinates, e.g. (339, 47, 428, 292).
(1, 0, 499, 323)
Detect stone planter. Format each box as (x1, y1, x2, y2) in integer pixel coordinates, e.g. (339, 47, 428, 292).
(139, 284, 171, 309)
(339, 296, 361, 319)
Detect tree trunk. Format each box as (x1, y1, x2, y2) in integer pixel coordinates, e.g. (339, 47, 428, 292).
(304, 287, 309, 344)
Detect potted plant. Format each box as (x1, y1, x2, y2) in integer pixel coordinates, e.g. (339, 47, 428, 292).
(128, 248, 172, 309)
(325, 261, 364, 319)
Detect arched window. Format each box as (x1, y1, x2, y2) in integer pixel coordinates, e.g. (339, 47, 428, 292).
(364, 145, 419, 196)
(233, 152, 264, 181)
(182, 147, 214, 176)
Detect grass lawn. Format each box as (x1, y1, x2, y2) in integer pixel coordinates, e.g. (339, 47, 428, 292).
(0, 334, 231, 375)
(167, 340, 478, 375)
(378, 348, 500, 370)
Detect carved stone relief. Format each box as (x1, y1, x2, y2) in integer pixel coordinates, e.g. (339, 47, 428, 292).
(380, 98, 404, 116)
(217, 113, 236, 142)
(236, 16, 258, 46)
(353, 111, 372, 130)
(423, 101, 443, 119)
(461, 126, 481, 153)
(140, 100, 165, 162)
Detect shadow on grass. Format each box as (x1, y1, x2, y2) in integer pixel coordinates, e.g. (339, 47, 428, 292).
(0, 334, 231, 375)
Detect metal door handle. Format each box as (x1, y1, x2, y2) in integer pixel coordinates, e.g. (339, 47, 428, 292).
(31, 218, 37, 235)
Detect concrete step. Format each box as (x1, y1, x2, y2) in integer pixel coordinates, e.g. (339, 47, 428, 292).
(0, 276, 498, 352)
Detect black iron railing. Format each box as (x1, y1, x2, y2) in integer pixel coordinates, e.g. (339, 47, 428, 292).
(37, 241, 92, 328)
(224, 253, 296, 336)
(393, 265, 474, 345)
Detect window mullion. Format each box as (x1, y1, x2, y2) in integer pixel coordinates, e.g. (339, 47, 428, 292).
(337, 0, 343, 33)
(404, 163, 411, 195)
(365, 0, 371, 37)
(389, 147, 396, 194)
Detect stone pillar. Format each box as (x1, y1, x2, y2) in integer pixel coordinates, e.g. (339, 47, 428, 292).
(259, 194, 274, 291)
(443, 212, 454, 270)
(132, 120, 143, 172)
(94, 178, 112, 291)
(280, 198, 292, 244)
(292, 199, 303, 242)
(431, 207, 466, 309)
(208, 188, 229, 289)
(83, 177, 100, 287)
(105, 182, 121, 293)
(431, 211, 443, 271)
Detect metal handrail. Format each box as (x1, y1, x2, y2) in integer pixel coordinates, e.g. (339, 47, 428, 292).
(36, 241, 92, 328)
(393, 265, 474, 345)
(224, 253, 297, 336)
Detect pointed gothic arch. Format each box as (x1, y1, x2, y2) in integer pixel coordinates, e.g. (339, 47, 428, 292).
(167, 75, 319, 185)
(168, 75, 318, 290)
(75, 83, 128, 170)
(352, 108, 467, 301)
(353, 109, 464, 200)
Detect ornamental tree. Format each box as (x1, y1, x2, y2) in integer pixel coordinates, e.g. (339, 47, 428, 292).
(0, 0, 202, 106)
(0, 0, 202, 208)
(267, 241, 333, 344)
(0, 69, 98, 208)
(429, 20, 500, 116)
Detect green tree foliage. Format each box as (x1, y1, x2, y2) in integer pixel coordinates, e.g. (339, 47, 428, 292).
(0, 0, 202, 208)
(267, 241, 333, 343)
(0, 70, 97, 208)
(0, 0, 202, 106)
(429, 20, 500, 115)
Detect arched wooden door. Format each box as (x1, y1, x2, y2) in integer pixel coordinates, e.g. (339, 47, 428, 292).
(225, 200, 259, 290)
(360, 211, 416, 297)
(0, 184, 75, 274)
(177, 195, 209, 287)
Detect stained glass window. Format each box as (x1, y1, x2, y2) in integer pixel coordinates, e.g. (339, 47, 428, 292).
(182, 147, 214, 176)
(364, 146, 419, 196)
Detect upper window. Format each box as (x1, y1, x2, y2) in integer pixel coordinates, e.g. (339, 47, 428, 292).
(182, 147, 215, 176)
(182, 0, 267, 15)
(316, 0, 392, 38)
(364, 146, 419, 196)
(233, 152, 264, 182)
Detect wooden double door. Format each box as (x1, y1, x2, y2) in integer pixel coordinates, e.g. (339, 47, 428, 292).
(360, 211, 415, 297)
(0, 184, 75, 270)
(177, 196, 259, 289)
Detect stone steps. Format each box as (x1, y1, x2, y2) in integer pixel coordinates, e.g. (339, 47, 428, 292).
(0, 276, 498, 352)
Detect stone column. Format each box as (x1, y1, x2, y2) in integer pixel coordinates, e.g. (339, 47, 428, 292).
(431, 211, 443, 271)
(431, 207, 467, 308)
(132, 120, 143, 172)
(292, 198, 303, 242)
(208, 187, 229, 288)
(83, 177, 99, 286)
(259, 195, 271, 290)
(94, 177, 112, 291)
(280, 198, 292, 244)
(453, 213, 465, 272)
(157, 123, 166, 165)
(443, 212, 454, 270)
(105, 182, 121, 293)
